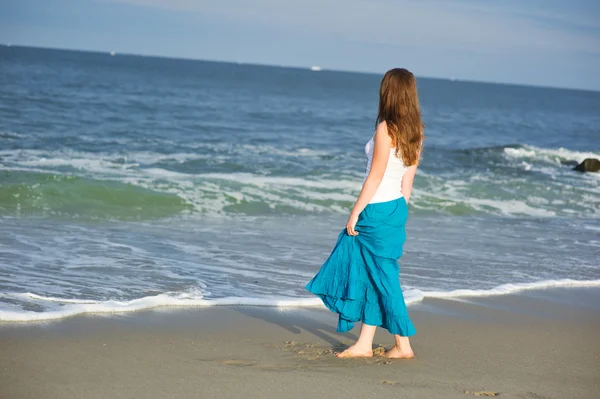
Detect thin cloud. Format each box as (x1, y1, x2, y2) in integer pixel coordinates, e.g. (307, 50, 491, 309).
(100, 0, 600, 55)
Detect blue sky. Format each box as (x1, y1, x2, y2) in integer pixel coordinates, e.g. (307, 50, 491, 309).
(1, 0, 599, 90)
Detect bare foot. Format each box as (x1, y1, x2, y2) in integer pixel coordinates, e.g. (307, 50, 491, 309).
(384, 345, 414, 359)
(335, 344, 373, 358)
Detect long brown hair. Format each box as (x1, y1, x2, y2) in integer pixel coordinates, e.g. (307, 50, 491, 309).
(376, 68, 424, 166)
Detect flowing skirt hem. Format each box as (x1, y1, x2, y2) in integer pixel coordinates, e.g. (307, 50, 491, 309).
(306, 289, 417, 337)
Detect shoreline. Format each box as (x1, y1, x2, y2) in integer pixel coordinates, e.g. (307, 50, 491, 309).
(2, 279, 600, 323)
(1, 287, 599, 399)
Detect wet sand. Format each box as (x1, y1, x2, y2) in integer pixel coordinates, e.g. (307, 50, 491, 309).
(1, 288, 599, 399)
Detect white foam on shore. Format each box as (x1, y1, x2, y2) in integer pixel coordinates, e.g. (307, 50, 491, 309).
(0, 293, 325, 322)
(2, 279, 599, 323)
(420, 278, 600, 298)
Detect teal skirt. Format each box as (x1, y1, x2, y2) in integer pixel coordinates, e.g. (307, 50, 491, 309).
(305, 197, 416, 336)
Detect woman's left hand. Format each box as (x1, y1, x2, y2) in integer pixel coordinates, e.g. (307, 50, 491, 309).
(346, 213, 359, 236)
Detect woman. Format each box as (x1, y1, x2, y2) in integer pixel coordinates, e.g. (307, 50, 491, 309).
(305, 68, 424, 359)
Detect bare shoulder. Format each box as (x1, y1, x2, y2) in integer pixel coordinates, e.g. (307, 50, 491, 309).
(375, 120, 388, 136)
(374, 121, 392, 145)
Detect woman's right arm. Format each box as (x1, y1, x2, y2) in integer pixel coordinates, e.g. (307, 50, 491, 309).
(401, 165, 417, 203)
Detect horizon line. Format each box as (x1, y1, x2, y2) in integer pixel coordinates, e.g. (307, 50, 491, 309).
(2, 43, 599, 94)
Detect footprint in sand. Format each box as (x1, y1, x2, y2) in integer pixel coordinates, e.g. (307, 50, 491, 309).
(523, 393, 551, 399)
(463, 390, 500, 397)
(222, 359, 256, 367)
(372, 346, 386, 356)
(259, 364, 306, 372)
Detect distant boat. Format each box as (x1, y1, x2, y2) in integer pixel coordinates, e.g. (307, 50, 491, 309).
(310, 66, 322, 71)
(110, 51, 116, 56)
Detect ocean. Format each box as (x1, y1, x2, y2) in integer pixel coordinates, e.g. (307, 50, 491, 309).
(1, 46, 599, 322)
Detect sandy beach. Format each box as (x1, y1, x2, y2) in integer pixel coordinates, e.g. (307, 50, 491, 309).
(1, 287, 599, 399)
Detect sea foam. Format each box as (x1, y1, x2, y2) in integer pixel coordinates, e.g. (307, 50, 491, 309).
(2, 145, 599, 219)
(503, 145, 600, 164)
(2, 279, 599, 322)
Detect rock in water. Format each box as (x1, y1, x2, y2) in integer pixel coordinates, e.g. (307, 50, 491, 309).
(573, 158, 600, 173)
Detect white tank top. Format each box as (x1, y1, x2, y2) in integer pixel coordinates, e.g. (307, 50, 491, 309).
(363, 136, 407, 204)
